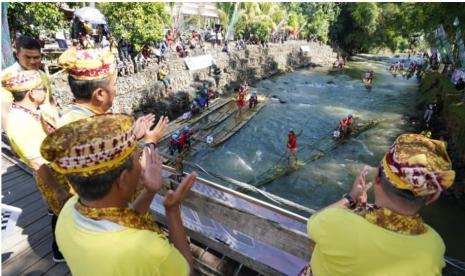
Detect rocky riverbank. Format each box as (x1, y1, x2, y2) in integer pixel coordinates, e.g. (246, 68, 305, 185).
(51, 41, 337, 119)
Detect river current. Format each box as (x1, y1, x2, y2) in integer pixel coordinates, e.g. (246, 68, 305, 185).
(185, 55, 465, 260)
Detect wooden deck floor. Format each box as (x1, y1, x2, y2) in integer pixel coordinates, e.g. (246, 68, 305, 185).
(1, 154, 70, 276)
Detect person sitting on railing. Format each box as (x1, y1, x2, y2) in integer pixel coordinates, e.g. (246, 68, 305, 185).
(301, 134, 455, 276)
(41, 114, 196, 276)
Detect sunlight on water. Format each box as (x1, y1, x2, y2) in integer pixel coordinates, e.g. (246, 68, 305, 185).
(184, 55, 465, 259)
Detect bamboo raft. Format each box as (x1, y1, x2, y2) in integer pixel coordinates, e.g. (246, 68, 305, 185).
(252, 119, 380, 188)
(160, 95, 269, 164)
(158, 97, 233, 143)
(206, 95, 269, 147)
(198, 99, 237, 131)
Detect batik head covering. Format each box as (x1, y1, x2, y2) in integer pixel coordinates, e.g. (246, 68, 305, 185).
(40, 114, 136, 176)
(1, 70, 42, 93)
(58, 48, 115, 80)
(382, 134, 455, 196)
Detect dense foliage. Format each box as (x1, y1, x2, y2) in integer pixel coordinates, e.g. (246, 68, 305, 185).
(6, 2, 465, 63)
(232, 3, 283, 42)
(330, 3, 465, 56)
(7, 3, 68, 37)
(99, 2, 170, 51)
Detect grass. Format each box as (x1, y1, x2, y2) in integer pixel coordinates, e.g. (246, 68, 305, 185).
(420, 72, 465, 160)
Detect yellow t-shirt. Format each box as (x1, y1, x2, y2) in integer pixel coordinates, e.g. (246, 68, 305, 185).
(6, 106, 73, 214)
(57, 196, 189, 276)
(6, 107, 46, 167)
(307, 208, 445, 276)
(1, 63, 58, 128)
(58, 104, 100, 127)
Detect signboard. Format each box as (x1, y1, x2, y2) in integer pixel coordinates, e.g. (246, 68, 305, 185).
(300, 45, 310, 52)
(184, 54, 215, 71)
(1, 204, 22, 239)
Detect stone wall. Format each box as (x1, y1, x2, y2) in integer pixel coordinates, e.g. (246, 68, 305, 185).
(51, 41, 337, 118)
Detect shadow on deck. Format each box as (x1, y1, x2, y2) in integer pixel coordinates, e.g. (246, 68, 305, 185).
(2, 154, 70, 276)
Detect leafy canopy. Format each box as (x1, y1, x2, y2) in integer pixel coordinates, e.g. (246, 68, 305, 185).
(99, 2, 169, 51)
(7, 3, 67, 37)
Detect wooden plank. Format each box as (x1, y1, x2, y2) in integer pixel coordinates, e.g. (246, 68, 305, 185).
(159, 97, 233, 143)
(2, 215, 51, 259)
(2, 174, 35, 193)
(2, 232, 53, 275)
(19, 251, 62, 276)
(1, 158, 16, 173)
(1, 163, 22, 175)
(2, 178, 39, 205)
(210, 96, 269, 147)
(2, 200, 48, 250)
(159, 179, 311, 260)
(44, 262, 70, 276)
(7, 190, 43, 210)
(1, 169, 28, 184)
(2, 229, 49, 265)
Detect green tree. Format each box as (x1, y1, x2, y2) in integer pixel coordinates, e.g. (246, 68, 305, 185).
(330, 3, 464, 56)
(352, 3, 380, 36)
(217, 2, 236, 29)
(99, 2, 169, 51)
(7, 3, 67, 37)
(233, 3, 283, 41)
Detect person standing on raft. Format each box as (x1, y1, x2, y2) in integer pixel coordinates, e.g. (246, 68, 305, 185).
(286, 129, 298, 166)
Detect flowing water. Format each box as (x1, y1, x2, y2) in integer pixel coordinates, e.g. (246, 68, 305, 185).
(186, 55, 465, 261)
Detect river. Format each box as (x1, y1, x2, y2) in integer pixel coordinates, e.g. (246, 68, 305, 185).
(185, 55, 465, 261)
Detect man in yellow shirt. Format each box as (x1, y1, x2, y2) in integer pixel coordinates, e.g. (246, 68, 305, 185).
(1, 36, 58, 131)
(304, 134, 455, 276)
(2, 70, 72, 263)
(57, 48, 117, 126)
(41, 114, 195, 275)
(57, 47, 169, 143)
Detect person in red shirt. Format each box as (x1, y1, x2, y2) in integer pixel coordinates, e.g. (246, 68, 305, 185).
(287, 129, 298, 165)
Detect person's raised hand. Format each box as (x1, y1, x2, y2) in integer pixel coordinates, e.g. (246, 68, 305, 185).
(145, 115, 169, 144)
(349, 166, 372, 203)
(163, 172, 197, 211)
(140, 144, 163, 194)
(134, 113, 156, 140)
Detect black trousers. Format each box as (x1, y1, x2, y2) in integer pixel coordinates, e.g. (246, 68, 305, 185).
(51, 214, 60, 255)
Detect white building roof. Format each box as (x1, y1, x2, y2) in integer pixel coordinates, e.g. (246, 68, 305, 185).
(167, 2, 219, 18)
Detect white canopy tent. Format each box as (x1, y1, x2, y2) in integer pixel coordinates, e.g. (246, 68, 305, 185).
(166, 2, 219, 30)
(167, 2, 219, 18)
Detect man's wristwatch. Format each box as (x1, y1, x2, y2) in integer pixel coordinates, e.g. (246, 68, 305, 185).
(342, 193, 356, 209)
